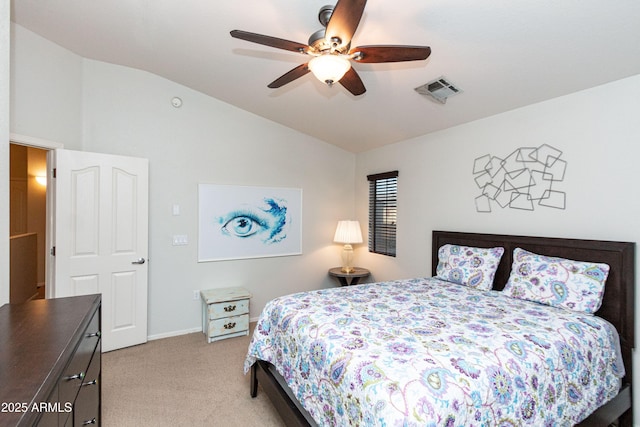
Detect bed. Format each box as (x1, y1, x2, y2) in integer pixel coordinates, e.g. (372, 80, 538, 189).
(246, 231, 635, 426)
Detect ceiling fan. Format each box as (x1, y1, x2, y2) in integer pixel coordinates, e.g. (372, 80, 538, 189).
(230, 0, 431, 96)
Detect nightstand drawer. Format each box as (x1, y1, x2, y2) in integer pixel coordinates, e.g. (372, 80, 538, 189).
(207, 314, 249, 338)
(207, 298, 249, 320)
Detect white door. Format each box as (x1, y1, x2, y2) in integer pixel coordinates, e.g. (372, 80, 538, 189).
(50, 149, 149, 352)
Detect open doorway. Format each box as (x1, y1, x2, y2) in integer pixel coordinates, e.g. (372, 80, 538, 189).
(10, 138, 151, 351)
(9, 143, 48, 302)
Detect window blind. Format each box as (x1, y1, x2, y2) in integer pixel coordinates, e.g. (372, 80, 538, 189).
(367, 171, 398, 257)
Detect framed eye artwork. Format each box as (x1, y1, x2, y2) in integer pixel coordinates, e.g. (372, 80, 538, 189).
(198, 184, 302, 262)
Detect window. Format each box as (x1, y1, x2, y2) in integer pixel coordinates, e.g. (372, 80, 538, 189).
(367, 171, 398, 256)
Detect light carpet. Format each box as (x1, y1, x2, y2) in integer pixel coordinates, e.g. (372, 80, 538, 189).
(102, 327, 284, 426)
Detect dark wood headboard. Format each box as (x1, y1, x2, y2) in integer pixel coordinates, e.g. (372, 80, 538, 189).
(431, 231, 635, 395)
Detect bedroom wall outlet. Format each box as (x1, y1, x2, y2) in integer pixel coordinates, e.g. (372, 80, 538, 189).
(192, 290, 200, 301)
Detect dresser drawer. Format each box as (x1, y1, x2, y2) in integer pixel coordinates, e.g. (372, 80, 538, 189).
(207, 314, 249, 338)
(207, 298, 249, 320)
(59, 309, 101, 409)
(74, 350, 101, 426)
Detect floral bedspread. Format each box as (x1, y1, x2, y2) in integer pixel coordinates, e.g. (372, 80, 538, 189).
(244, 278, 623, 426)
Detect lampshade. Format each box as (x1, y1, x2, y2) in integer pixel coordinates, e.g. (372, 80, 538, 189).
(308, 54, 351, 85)
(333, 220, 363, 244)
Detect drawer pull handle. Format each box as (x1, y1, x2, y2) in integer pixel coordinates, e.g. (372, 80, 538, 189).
(86, 331, 101, 338)
(82, 418, 97, 425)
(67, 372, 85, 381)
(82, 379, 98, 387)
(224, 305, 236, 312)
(224, 322, 236, 329)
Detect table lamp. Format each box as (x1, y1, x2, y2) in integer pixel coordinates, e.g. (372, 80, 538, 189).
(333, 220, 363, 273)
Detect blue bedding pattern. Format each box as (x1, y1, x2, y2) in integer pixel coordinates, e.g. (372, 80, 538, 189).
(245, 278, 623, 426)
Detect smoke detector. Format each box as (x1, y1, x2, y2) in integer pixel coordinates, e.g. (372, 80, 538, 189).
(415, 77, 462, 104)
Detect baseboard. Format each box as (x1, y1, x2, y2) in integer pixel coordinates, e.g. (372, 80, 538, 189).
(147, 319, 260, 342)
(147, 326, 202, 341)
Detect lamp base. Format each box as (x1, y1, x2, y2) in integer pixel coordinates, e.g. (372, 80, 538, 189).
(341, 244, 354, 274)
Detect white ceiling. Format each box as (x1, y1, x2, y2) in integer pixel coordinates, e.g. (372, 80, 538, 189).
(11, 0, 640, 153)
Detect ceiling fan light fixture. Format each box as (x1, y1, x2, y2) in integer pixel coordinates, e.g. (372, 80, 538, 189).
(308, 54, 351, 86)
(231, 1, 430, 96)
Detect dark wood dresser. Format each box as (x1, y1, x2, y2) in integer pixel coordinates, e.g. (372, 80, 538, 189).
(0, 294, 101, 426)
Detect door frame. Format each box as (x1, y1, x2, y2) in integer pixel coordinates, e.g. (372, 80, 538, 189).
(9, 133, 63, 299)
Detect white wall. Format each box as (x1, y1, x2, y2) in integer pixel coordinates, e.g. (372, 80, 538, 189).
(356, 74, 640, 278)
(0, 0, 10, 306)
(10, 25, 83, 148)
(7, 24, 356, 338)
(355, 73, 640, 422)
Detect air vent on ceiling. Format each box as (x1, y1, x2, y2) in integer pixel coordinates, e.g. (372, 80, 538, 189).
(415, 77, 462, 104)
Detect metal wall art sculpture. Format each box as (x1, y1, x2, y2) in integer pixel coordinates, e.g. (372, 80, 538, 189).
(473, 144, 566, 212)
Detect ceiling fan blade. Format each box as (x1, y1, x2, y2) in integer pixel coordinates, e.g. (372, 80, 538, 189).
(339, 67, 366, 96)
(268, 63, 311, 88)
(325, 0, 367, 51)
(230, 30, 311, 54)
(350, 45, 431, 63)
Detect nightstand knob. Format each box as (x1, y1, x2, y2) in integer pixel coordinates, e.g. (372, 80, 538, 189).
(223, 322, 237, 330)
(224, 304, 237, 312)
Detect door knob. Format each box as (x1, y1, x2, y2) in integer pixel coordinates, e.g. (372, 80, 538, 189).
(131, 257, 146, 265)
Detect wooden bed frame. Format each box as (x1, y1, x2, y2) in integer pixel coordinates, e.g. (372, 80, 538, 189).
(250, 231, 635, 427)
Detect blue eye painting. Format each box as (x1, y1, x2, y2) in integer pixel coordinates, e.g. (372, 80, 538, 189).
(223, 214, 265, 238)
(217, 197, 288, 244)
(198, 184, 302, 262)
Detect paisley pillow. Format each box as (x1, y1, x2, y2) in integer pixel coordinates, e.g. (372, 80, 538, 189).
(503, 248, 610, 314)
(436, 244, 505, 291)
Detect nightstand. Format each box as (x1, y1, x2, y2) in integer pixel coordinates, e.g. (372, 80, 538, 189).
(328, 267, 370, 286)
(200, 287, 251, 343)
